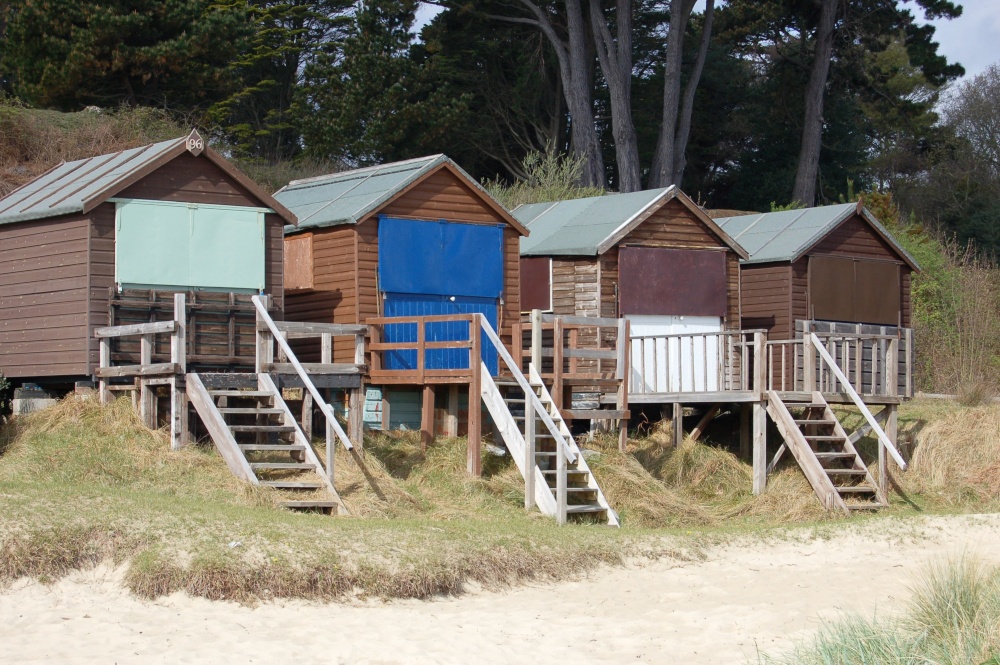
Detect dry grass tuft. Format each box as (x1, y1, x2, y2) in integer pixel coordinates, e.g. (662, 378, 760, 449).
(906, 404, 1000, 503)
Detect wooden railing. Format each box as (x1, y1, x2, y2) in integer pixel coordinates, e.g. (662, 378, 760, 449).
(95, 292, 187, 449)
(628, 329, 765, 396)
(766, 328, 911, 398)
(367, 314, 485, 384)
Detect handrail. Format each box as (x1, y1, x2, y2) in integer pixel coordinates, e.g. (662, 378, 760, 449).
(251, 295, 354, 452)
(477, 314, 578, 464)
(95, 320, 177, 338)
(630, 328, 767, 341)
(810, 332, 906, 470)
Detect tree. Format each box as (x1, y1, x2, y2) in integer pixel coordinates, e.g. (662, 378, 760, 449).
(207, 0, 353, 161)
(299, 0, 468, 165)
(2, 0, 249, 112)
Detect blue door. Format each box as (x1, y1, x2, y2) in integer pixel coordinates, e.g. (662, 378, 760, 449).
(382, 294, 499, 375)
(378, 216, 504, 376)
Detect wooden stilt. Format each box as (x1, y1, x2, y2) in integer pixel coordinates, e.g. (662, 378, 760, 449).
(881, 404, 898, 497)
(468, 321, 482, 476)
(446, 385, 459, 437)
(420, 385, 435, 451)
(170, 293, 187, 450)
(740, 404, 750, 461)
(139, 334, 156, 429)
(672, 402, 683, 447)
(349, 388, 364, 452)
(752, 400, 767, 494)
(301, 392, 314, 441)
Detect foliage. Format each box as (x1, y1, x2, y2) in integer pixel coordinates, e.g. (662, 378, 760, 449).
(759, 557, 1000, 664)
(1, 0, 250, 113)
(299, 0, 468, 166)
(206, 0, 353, 161)
(483, 151, 604, 209)
(0, 372, 9, 418)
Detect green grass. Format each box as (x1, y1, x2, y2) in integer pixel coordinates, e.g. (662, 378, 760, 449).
(757, 557, 1000, 664)
(1, 395, 998, 604)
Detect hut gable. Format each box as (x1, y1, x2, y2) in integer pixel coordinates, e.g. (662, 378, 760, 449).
(0, 131, 293, 380)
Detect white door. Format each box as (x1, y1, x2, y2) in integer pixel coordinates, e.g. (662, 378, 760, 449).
(628, 315, 723, 394)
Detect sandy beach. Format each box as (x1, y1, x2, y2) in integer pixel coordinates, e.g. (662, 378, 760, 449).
(2, 513, 999, 665)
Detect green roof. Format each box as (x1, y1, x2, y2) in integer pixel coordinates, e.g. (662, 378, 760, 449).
(714, 203, 919, 270)
(514, 186, 747, 258)
(274, 155, 520, 234)
(0, 135, 187, 226)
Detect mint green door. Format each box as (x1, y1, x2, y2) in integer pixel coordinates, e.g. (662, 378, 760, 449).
(115, 200, 266, 292)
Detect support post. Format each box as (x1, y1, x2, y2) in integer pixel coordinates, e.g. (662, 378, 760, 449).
(301, 392, 314, 441)
(445, 385, 459, 437)
(255, 295, 271, 374)
(421, 385, 435, 452)
(617, 318, 630, 452)
(690, 404, 720, 442)
(468, 316, 483, 476)
(802, 327, 815, 393)
(99, 337, 111, 405)
(552, 317, 564, 411)
(349, 388, 364, 452)
(139, 333, 156, 429)
(326, 419, 335, 485)
(530, 309, 543, 370)
(672, 402, 683, 447)
(170, 293, 187, 449)
(739, 404, 751, 461)
(752, 400, 767, 494)
(882, 404, 898, 497)
(524, 381, 536, 511)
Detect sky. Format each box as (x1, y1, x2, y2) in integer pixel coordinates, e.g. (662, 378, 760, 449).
(414, 1, 999, 81)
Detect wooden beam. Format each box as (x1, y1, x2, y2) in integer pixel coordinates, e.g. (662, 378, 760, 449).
(445, 385, 459, 437)
(261, 363, 364, 374)
(672, 403, 683, 447)
(739, 404, 750, 461)
(882, 404, 898, 497)
(348, 388, 364, 452)
(468, 324, 483, 476)
(752, 401, 767, 495)
(421, 385, 435, 451)
(267, 321, 368, 336)
(94, 320, 176, 338)
(186, 374, 257, 484)
(689, 404, 721, 442)
(139, 334, 156, 429)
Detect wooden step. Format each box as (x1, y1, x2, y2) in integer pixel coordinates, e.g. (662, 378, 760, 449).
(229, 424, 297, 433)
(280, 501, 342, 510)
(835, 485, 877, 494)
(549, 486, 597, 493)
(566, 505, 607, 514)
(804, 435, 845, 441)
(784, 403, 827, 409)
(239, 444, 306, 452)
(794, 419, 836, 425)
(261, 481, 323, 489)
(210, 390, 273, 398)
(824, 468, 867, 476)
(251, 462, 315, 470)
(541, 469, 589, 475)
(219, 407, 284, 415)
(846, 502, 887, 510)
(815, 452, 856, 460)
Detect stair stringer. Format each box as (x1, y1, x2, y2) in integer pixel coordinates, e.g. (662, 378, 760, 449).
(528, 365, 619, 527)
(811, 391, 887, 507)
(765, 391, 849, 514)
(480, 370, 559, 516)
(186, 373, 258, 484)
(258, 373, 349, 515)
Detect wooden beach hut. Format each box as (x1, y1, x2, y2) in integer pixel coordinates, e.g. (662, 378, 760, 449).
(713, 200, 919, 339)
(513, 186, 748, 399)
(274, 155, 529, 431)
(0, 130, 295, 386)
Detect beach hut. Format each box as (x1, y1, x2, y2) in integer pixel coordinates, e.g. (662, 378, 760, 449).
(0, 130, 294, 386)
(274, 155, 528, 430)
(713, 201, 918, 338)
(513, 186, 748, 397)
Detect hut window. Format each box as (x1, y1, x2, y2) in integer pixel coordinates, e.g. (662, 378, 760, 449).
(810, 256, 900, 325)
(520, 257, 552, 311)
(115, 200, 265, 292)
(618, 247, 727, 316)
(284, 234, 314, 290)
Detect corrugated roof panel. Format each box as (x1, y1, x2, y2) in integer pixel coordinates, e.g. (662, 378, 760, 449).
(275, 156, 445, 231)
(712, 202, 923, 268)
(0, 136, 185, 226)
(516, 188, 669, 256)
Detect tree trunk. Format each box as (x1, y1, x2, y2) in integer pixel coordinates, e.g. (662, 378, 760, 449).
(671, 0, 714, 185)
(650, 0, 695, 189)
(564, 0, 605, 188)
(590, 0, 641, 192)
(791, 0, 839, 206)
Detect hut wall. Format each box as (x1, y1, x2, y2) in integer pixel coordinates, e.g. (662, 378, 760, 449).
(379, 167, 505, 224)
(0, 214, 91, 378)
(116, 152, 261, 208)
(740, 263, 793, 340)
(597, 198, 741, 327)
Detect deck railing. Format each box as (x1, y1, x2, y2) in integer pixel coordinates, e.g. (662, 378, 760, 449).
(367, 313, 487, 384)
(766, 328, 912, 398)
(628, 329, 765, 396)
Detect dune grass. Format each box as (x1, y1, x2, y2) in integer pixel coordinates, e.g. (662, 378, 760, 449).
(0, 395, 997, 603)
(757, 557, 1000, 664)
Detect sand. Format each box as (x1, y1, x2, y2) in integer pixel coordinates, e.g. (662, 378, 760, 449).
(2, 513, 1000, 664)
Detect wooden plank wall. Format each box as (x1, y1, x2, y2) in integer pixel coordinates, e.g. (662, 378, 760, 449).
(117, 152, 261, 207)
(0, 215, 91, 377)
(740, 263, 792, 339)
(284, 225, 359, 363)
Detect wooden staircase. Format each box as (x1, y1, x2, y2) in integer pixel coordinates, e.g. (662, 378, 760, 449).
(187, 372, 348, 514)
(766, 390, 886, 513)
(482, 365, 618, 526)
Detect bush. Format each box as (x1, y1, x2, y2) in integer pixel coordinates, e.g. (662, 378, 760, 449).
(483, 151, 604, 209)
(0, 372, 9, 418)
